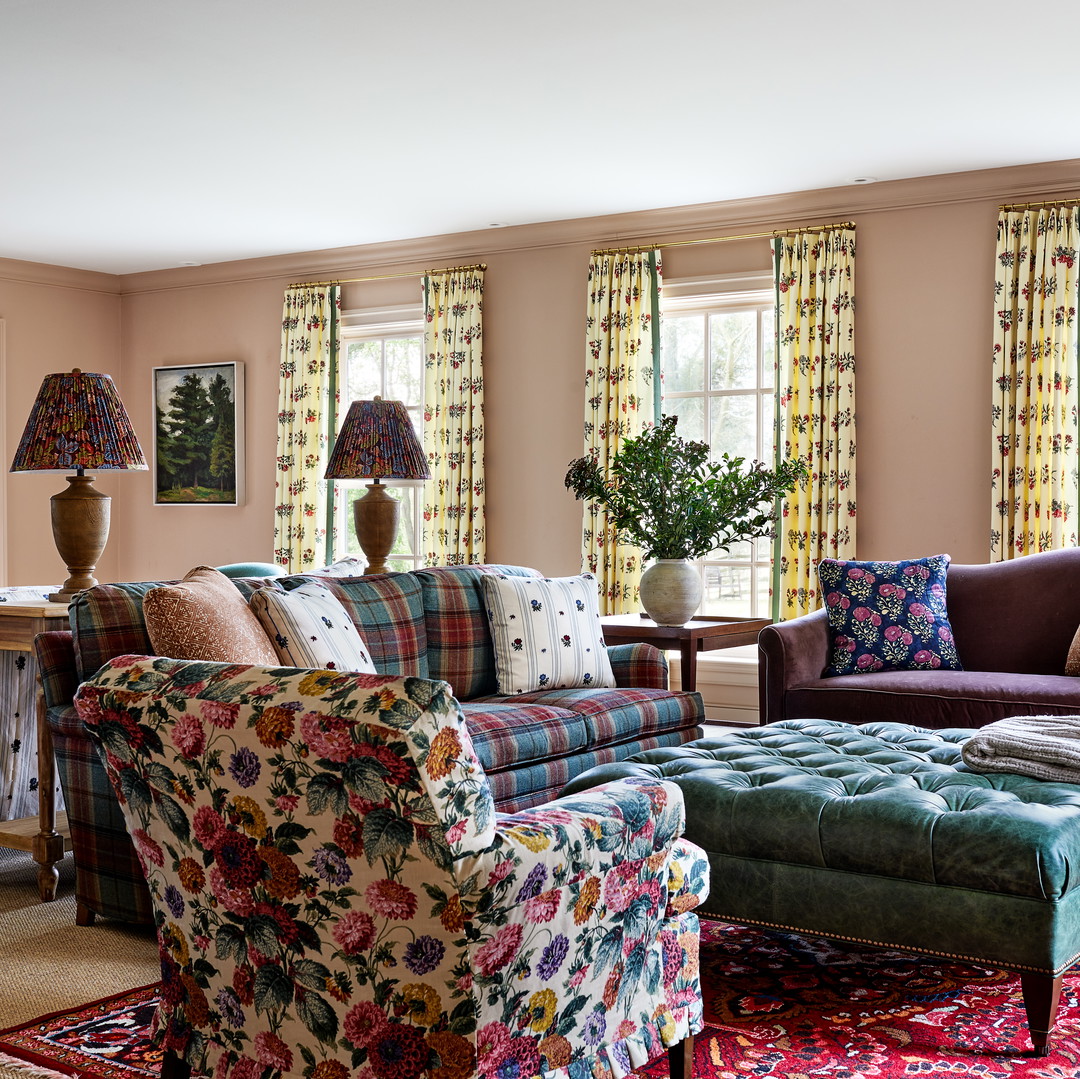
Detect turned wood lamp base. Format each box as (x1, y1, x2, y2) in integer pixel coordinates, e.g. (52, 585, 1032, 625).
(354, 480, 401, 575)
(49, 473, 110, 602)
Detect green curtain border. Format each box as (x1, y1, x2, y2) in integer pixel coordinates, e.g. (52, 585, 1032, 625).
(649, 249, 662, 424)
(770, 243, 784, 624)
(322, 286, 341, 564)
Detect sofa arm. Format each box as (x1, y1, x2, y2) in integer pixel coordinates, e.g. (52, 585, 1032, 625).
(757, 608, 830, 725)
(33, 630, 78, 712)
(608, 641, 669, 689)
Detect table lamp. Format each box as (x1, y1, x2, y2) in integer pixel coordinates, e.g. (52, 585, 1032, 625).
(9, 369, 147, 602)
(324, 396, 429, 574)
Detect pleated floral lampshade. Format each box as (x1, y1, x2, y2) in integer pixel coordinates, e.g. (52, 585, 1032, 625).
(324, 397, 429, 482)
(10, 369, 147, 601)
(324, 397, 429, 576)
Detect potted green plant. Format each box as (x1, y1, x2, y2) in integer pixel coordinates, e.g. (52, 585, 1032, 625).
(565, 414, 807, 624)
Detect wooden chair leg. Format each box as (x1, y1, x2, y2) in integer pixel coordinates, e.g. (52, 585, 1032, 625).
(668, 1034, 694, 1079)
(161, 1049, 191, 1079)
(75, 901, 95, 926)
(1020, 972, 1063, 1056)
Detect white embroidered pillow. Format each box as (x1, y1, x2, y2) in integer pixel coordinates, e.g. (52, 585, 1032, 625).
(249, 579, 376, 673)
(480, 573, 615, 694)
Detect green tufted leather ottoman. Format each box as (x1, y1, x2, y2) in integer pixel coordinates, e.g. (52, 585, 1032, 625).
(561, 718, 1080, 1055)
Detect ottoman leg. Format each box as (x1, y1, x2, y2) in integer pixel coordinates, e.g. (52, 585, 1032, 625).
(1020, 972, 1062, 1056)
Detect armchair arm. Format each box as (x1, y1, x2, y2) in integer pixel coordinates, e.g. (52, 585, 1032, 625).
(757, 608, 830, 725)
(607, 641, 669, 689)
(33, 630, 78, 712)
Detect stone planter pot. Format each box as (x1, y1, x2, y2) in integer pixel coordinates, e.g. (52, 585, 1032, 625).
(639, 559, 702, 626)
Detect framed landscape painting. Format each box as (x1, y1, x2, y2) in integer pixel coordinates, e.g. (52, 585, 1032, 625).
(153, 361, 244, 505)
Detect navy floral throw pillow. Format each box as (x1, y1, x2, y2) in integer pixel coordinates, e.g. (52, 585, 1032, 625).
(818, 554, 962, 676)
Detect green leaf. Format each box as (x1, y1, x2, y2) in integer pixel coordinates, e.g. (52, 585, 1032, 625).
(415, 824, 453, 871)
(306, 772, 348, 816)
(341, 756, 390, 802)
(298, 991, 338, 1044)
(245, 914, 281, 957)
(156, 794, 190, 844)
(253, 963, 293, 1014)
(363, 807, 413, 865)
(215, 924, 247, 964)
(119, 769, 152, 814)
(292, 958, 332, 990)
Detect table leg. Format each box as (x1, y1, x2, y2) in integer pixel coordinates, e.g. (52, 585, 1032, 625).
(32, 682, 64, 901)
(680, 641, 699, 693)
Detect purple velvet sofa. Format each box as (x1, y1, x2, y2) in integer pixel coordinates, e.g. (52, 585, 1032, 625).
(758, 548, 1080, 728)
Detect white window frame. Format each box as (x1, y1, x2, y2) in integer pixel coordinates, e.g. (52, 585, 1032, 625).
(331, 304, 425, 571)
(660, 272, 776, 622)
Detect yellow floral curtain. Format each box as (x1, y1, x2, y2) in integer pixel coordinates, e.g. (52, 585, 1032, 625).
(773, 227, 856, 618)
(582, 250, 661, 614)
(273, 285, 340, 574)
(991, 206, 1080, 559)
(422, 266, 485, 565)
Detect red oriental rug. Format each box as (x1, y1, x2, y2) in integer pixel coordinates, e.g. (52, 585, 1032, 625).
(2, 921, 1078, 1079)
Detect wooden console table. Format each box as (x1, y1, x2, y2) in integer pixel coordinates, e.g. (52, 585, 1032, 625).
(0, 598, 72, 900)
(600, 613, 770, 692)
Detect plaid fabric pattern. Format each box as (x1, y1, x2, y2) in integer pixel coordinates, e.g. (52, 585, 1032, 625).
(295, 572, 429, 677)
(48, 700, 153, 923)
(607, 641, 669, 689)
(415, 564, 539, 698)
(487, 729, 697, 813)
(33, 630, 78, 714)
(461, 701, 588, 771)
(71, 577, 282, 680)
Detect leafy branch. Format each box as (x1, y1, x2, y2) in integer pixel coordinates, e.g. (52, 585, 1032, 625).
(565, 415, 807, 561)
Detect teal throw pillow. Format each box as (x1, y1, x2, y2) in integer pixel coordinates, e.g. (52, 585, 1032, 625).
(818, 554, 962, 676)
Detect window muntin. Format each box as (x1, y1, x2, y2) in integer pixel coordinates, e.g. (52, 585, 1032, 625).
(660, 288, 775, 618)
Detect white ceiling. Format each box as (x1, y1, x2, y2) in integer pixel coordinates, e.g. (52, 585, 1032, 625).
(3, 0, 1078, 276)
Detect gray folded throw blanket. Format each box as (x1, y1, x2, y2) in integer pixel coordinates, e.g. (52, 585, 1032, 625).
(961, 715, 1080, 782)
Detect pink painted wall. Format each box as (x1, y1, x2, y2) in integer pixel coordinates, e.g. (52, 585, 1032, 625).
(3, 159, 1078, 586)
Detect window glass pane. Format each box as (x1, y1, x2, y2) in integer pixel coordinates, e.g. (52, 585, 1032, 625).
(710, 394, 754, 461)
(701, 564, 751, 617)
(661, 314, 705, 392)
(345, 341, 382, 401)
(709, 311, 756, 390)
(756, 564, 772, 619)
(760, 395, 776, 461)
(761, 307, 775, 389)
(386, 338, 423, 405)
(668, 395, 705, 442)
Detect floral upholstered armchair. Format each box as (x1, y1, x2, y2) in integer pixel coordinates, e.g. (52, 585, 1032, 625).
(74, 657, 709, 1079)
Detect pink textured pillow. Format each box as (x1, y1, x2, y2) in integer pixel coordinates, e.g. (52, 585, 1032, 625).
(144, 566, 278, 664)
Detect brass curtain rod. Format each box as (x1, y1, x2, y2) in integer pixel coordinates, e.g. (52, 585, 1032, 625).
(1000, 198, 1080, 211)
(591, 220, 856, 257)
(287, 263, 486, 289)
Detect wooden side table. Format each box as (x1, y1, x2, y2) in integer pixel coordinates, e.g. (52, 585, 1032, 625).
(0, 598, 72, 900)
(600, 613, 770, 693)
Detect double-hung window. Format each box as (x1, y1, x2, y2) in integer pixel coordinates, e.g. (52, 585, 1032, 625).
(660, 274, 776, 618)
(329, 305, 425, 572)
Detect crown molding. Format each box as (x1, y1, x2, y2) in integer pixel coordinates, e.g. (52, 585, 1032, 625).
(105, 157, 1080, 296)
(0, 256, 121, 294)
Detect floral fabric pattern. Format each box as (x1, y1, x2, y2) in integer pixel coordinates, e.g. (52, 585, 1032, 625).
(991, 207, 1080, 559)
(818, 554, 962, 676)
(75, 657, 705, 1079)
(274, 286, 340, 574)
(582, 251, 661, 615)
(423, 268, 486, 567)
(774, 229, 856, 618)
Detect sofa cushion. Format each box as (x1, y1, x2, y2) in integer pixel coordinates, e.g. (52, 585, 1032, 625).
(414, 564, 539, 698)
(71, 576, 281, 680)
(480, 572, 615, 694)
(286, 572, 429, 678)
(786, 670, 1080, 729)
(819, 554, 961, 676)
(250, 578, 376, 672)
(143, 567, 279, 664)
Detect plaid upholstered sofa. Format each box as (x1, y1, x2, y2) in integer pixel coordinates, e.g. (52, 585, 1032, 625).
(35, 564, 704, 926)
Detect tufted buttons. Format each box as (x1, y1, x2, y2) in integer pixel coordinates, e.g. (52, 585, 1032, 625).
(563, 719, 1080, 901)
